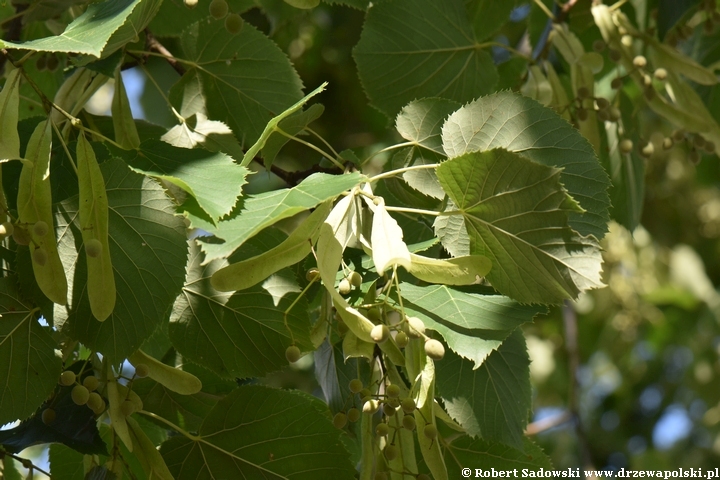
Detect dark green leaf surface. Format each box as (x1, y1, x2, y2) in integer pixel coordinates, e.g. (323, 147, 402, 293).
(437, 149, 604, 304)
(400, 283, 544, 366)
(466, 0, 518, 41)
(445, 436, 553, 473)
(54, 158, 188, 363)
(199, 172, 364, 262)
(119, 139, 248, 223)
(133, 377, 219, 432)
(0, 276, 61, 425)
(354, 0, 498, 118)
(148, 0, 256, 37)
(170, 242, 312, 379)
(178, 18, 304, 147)
(49, 444, 85, 480)
(160, 385, 355, 480)
(435, 329, 531, 450)
(441, 91, 611, 240)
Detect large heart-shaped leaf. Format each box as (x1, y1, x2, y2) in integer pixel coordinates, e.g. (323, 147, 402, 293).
(436, 148, 603, 304)
(160, 385, 355, 480)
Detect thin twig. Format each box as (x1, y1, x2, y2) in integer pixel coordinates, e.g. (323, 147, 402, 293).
(145, 29, 186, 76)
(563, 300, 596, 472)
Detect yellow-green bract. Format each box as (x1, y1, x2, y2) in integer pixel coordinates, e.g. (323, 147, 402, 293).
(128, 349, 202, 395)
(17, 119, 68, 305)
(77, 132, 116, 321)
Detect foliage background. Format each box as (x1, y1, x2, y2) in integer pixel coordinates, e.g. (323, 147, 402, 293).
(2, 0, 720, 476)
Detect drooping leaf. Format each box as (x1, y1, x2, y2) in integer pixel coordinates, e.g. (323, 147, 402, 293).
(400, 283, 544, 366)
(54, 158, 188, 363)
(354, 0, 498, 118)
(117, 139, 249, 223)
(112, 69, 141, 150)
(211, 202, 332, 292)
(435, 329, 531, 450)
(169, 242, 312, 379)
(0, 67, 21, 161)
(436, 148, 604, 304)
(160, 385, 356, 479)
(178, 18, 305, 148)
(0, 0, 161, 58)
(441, 91, 611, 240)
(444, 436, 553, 473)
(199, 171, 364, 262)
(241, 83, 327, 167)
(261, 103, 325, 169)
(0, 276, 62, 426)
(603, 120, 645, 231)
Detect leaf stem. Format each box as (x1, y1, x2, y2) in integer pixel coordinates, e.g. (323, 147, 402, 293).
(532, 0, 556, 20)
(275, 126, 344, 169)
(138, 410, 200, 441)
(383, 205, 441, 217)
(368, 163, 438, 183)
(51, 119, 79, 176)
(305, 126, 340, 160)
(134, 60, 184, 122)
(361, 141, 416, 167)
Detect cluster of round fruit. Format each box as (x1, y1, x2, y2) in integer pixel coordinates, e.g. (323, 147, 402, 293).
(617, 130, 715, 163)
(575, 87, 621, 124)
(369, 312, 445, 361)
(204, 0, 243, 34)
(342, 380, 433, 480)
(41, 365, 150, 425)
(665, 0, 720, 43)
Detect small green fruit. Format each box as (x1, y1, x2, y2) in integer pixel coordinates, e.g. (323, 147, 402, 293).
(225, 13, 243, 34)
(41, 408, 56, 425)
(338, 278, 351, 295)
(305, 267, 320, 282)
(85, 238, 103, 258)
(383, 445, 399, 461)
(285, 345, 302, 363)
(83, 375, 99, 391)
(619, 139, 633, 154)
(333, 412, 348, 429)
(406, 317, 425, 338)
(375, 422, 389, 437)
(71, 385, 90, 406)
(0, 221, 14, 237)
(395, 331, 408, 348)
(401, 398, 416, 414)
(347, 408, 361, 422)
(382, 403, 396, 417)
(348, 271, 362, 288)
(209, 0, 228, 19)
(120, 399, 136, 416)
(134, 364, 150, 378)
(349, 379, 363, 394)
(32, 247, 48, 266)
(402, 415, 416, 431)
(59, 370, 76, 386)
(363, 399, 379, 414)
(423, 424, 438, 440)
(87, 392, 103, 411)
(386, 384, 400, 398)
(12, 226, 31, 245)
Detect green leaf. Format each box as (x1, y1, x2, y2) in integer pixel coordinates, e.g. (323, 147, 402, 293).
(396, 98, 461, 155)
(170, 242, 312, 379)
(437, 148, 604, 304)
(199, 172, 364, 262)
(262, 103, 325, 169)
(112, 70, 141, 150)
(118, 139, 248, 223)
(178, 19, 305, 148)
(241, 83, 326, 167)
(400, 283, 543, 366)
(0, 276, 62, 425)
(353, 0, 498, 118)
(160, 385, 355, 479)
(54, 158, 188, 363)
(49, 444, 85, 480)
(435, 329, 531, 450)
(441, 91, 611, 240)
(284, 0, 320, 8)
(444, 436, 553, 473)
(465, 0, 518, 41)
(407, 253, 490, 286)
(314, 339, 370, 415)
(161, 114, 246, 162)
(433, 201, 470, 257)
(0, 0, 161, 58)
(148, 0, 256, 37)
(133, 378, 219, 432)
